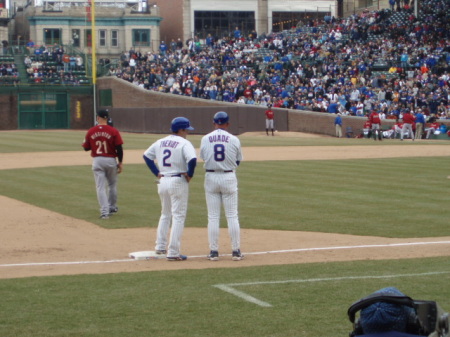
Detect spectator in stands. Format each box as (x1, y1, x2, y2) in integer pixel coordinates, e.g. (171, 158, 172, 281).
(170, 39, 177, 52)
(62, 54, 70, 72)
(356, 100, 365, 116)
(437, 102, 448, 119)
(26, 40, 35, 54)
(24, 55, 31, 68)
(1, 40, 7, 55)
(233, 27, 241, 41)
(69, 55, 76, 71)
(76, 55, 83, 71)
(159, 41, 167, 56)
(34, 47, 43, 61)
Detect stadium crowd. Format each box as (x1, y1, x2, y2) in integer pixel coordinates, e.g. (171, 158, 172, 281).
(112, 0, 450, 123)
(24, 46, 87, 85)
(0, 61, 19, 84)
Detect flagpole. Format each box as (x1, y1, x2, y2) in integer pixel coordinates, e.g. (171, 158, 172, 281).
(89, 0, 97, 123)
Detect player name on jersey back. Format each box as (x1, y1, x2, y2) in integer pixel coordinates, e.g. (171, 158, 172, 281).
(90, 131, 112, 140)
(160, 140, 180, 148)
(208, 134, 230, 143)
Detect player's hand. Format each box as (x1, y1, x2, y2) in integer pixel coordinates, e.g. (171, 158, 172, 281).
(117, 162, 123, 174)
(182, 173, 192, 183)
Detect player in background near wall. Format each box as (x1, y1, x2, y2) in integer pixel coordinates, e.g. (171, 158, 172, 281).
(265, 104, 275, 136)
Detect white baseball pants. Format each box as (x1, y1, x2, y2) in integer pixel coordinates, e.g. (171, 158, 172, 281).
(204, 172, 241, 251)
(155, 176, 189, 257)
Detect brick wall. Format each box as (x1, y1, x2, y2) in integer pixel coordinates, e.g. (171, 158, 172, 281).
(97, 77, 373, 136)
(0, 93, 18, 130)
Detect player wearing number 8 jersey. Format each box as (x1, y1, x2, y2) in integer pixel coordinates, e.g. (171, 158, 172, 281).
(82, 109, 124, 219)
(200, 111, 244, 261)
(143, 117, 197, 261)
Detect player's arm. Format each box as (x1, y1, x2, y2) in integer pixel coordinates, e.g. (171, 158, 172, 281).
(81, 136, 91, 151)
(183, 158, 197, 182)
(116, 145, 123, 173)
(143, 154, 159, 177)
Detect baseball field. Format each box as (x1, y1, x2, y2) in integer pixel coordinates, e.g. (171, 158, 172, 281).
(1, 130, 450, 337)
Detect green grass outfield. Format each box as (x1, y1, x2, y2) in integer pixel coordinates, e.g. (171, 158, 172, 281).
(0, 131, 449, 337)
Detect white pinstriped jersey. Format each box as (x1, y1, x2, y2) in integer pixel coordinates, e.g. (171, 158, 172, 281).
(200, 129, 243, 171)
(143, 135, 196, 175)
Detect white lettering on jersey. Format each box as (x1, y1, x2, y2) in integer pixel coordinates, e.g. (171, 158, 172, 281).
(208, 135, 230, 143)
(160, 140, 179, 148)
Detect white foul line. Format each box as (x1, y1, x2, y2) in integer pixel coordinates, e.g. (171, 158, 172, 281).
(0, 240, 449, 268)
(240, 240, 450, 256)
(213, 271, 450, 308)
(0, 259, 134, 267)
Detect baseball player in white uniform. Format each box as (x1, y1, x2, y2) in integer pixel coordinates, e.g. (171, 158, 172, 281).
(200, 111, 244, 261)
(143, 117, 197, 261)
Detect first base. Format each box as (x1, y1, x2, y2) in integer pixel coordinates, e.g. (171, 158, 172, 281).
(129, 251, 165, 260)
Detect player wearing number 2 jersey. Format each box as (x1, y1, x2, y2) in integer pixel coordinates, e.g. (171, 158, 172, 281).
(143, 117, 197, 261)
(82, 110, 124, 219)
(200, 111, 244, 261)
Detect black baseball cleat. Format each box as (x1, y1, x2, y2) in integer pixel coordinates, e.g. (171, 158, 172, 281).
(99, 214, 109, 219)
(155, 250, 167, 255)
(207, 250, 219, 261)
(167, 255, 187, 261)
(109, 207, 118, 215)
(232, 249, 244, 261)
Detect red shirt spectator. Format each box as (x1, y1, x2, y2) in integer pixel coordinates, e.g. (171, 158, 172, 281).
(243, 86, 253, 99)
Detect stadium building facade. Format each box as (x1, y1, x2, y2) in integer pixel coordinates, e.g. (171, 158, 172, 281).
(154, 0, 385, 44)
(9, 0, 162, 57)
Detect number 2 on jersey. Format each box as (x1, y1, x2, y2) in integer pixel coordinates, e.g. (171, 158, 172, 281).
(162, 149, 172, 167)
(214, 144, 225, 162)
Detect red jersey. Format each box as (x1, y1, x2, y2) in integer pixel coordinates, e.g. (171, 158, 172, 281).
(428, 122, 439, 129)
(265, 109, 274, 120)
(243, 88, 253, 99)
(402, 112, 415, 124)
(369, 112, 381, 124)
(82, 124, 123, 158)
(363, 120, 371, 128)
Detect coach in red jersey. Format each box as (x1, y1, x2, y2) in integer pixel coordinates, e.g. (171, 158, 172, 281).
(82, 110, 124, 219)
(400, 109, 416, 141)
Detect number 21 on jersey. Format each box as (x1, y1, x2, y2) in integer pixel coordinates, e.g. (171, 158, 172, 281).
(95, 140, 108, 154)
